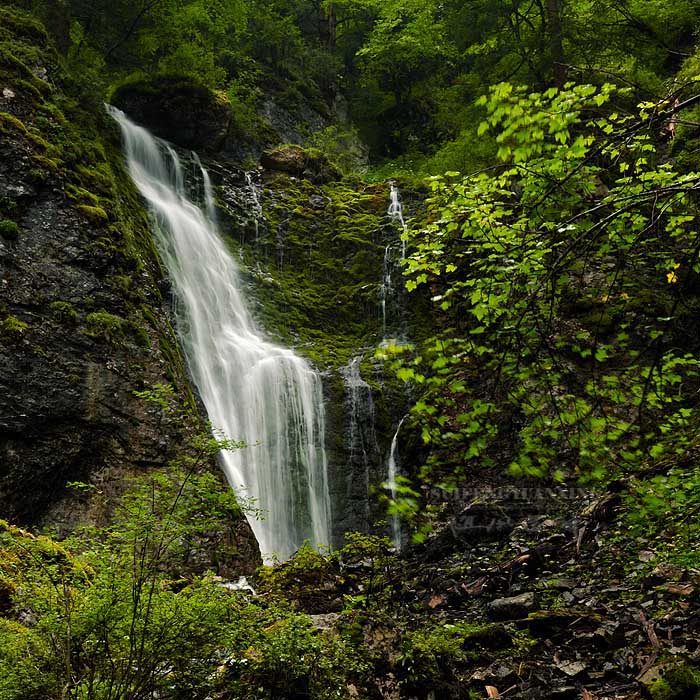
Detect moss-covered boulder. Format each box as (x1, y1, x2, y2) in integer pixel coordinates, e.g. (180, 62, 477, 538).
(639, 662, 700, 700)
(261, 144, 341, 183)
(111, 74, 232, 152)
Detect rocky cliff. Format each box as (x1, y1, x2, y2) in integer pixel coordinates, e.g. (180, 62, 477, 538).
(0, 8, 258, 573)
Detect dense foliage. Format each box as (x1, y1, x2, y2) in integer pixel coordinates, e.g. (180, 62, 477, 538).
(11, 0, 700, 165)
(390, 83, 700, 479)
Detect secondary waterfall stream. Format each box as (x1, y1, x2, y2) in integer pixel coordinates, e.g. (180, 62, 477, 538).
(386, 417, 406, 550)
(108, 106, 331, 562)
(388, 183, 407, 260)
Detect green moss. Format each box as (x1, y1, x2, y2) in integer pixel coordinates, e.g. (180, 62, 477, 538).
(0, 41, 52, 97)
(66, 184, 101, 207)
(31, 154, 61, 173)
(86, 310, 126, 342)
(1, 315, 28, 336)
(0, 7, 49, 48)
(75, 164, 114, 195)
(130, 323, 152, 349)
(49, 301, 78, 323)
(232, 176, 401, 369)
(0, 111, 28, 135)
(0, 219, 19, 240)
(646, 664, 700, 700)
(10, 77, 44, 104)
(76, 204, 109, 226)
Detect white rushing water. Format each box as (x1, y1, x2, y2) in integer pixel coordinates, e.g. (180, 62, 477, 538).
(386, 417, 406, 550)
(108, 106, 331, 562)
(379, 244, 393, 337)
(244, 171, 263, 243)
(340, 355, 378, 526)
(388, 183, 407, 260)
(380, 183, 410, 337)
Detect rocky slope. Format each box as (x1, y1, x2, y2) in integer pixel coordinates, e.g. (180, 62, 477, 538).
(256, 473, 700, 700)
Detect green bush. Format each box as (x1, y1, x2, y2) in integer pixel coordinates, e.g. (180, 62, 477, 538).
(0, 219, 19, 240)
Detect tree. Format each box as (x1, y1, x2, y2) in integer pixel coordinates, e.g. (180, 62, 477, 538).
(387, 83, 700, 492)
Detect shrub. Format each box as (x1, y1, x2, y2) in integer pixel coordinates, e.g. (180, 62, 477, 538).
(0, 219, 19, 240)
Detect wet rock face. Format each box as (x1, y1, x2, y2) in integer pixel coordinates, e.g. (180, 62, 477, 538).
(111, 76, 232, 152)
(0, 99, 175, 523)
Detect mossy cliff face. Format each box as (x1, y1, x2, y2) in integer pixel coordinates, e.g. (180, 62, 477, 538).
(0, 8, 258, 573)
(211, 161, 427, 543)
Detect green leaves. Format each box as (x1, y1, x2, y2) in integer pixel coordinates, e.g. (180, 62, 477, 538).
(389, 83, 700, 494)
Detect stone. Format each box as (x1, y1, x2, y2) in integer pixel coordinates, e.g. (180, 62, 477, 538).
(308, 613, 340, 630)
(261, 145, 341, 183)
(488, 592, 537, 620)
(111, 75, 232, 152)
(555, 659, 587, 678)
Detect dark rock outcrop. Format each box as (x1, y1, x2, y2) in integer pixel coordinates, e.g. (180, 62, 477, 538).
(261, 144, 341, 183)
(111, 75, 232, 152)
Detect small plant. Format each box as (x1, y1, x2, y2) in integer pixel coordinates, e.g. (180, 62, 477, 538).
(0, 219, 19, 239)
(0, 315, 28, 336)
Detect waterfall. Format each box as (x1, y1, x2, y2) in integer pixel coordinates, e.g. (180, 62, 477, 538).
(340, 355, 378, 526)
(108, 106, 331, 563)
(388, 183, 407, 260)
(386, 417, 406, 550)
(379, 245, 393, 337)
(244, 171, 263, 243)
(380, 183, 410, 338)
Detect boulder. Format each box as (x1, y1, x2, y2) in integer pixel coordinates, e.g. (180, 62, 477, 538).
(261, 144, 341, 183)
(111, 75, 232, 152)
(488, 592, 537, 620)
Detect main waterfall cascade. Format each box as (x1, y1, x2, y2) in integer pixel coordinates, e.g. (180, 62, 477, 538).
(108, 106, 331, 562)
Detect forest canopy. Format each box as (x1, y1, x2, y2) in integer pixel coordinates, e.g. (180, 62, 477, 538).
(14, 0, 700, 165)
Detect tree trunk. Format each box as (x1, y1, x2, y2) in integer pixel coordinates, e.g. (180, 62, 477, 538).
(546, 0, 566, 87)
(326, 2, 337, 48)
